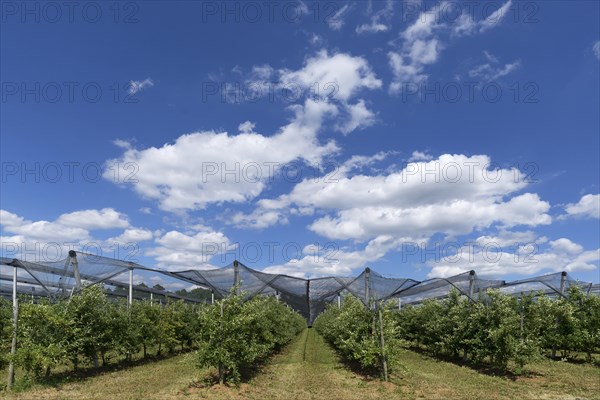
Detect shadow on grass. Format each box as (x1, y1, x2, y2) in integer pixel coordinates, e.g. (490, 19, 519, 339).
(18, 348, 196, 391)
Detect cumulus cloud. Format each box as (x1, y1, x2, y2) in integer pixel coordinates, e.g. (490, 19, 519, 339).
(146, 227, 233, 271)
(106, 51, 382, 212)
(0, 209, 145, 262)
(594, 41, 600, 60)
(408, 150, 433, 162)
(232, 154, 553, 254)
(564, 194, 600, 219)
(263, 235, 417, 277)
(427, 237, 598, 279)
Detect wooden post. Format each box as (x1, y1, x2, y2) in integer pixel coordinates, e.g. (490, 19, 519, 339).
(377, 303, 388, 381)
(7, 263, 18, 390)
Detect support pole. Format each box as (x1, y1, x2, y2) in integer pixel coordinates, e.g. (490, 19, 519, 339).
(364, 267, 371, 308)
(337, 292, 341, 308)
(468, 270, 475, 299)
(69, 250, 81, 291)
(306, 278, 311, 326)
(7, 263, 18, 390)
(128, 266, 133, 307)
(553, 272, 568, 359)
(559, 271, 567, 295)
(150, 292, 153, 306)
(233, 260, 240, 294)
(398, 297, 401, 310)
(377, 303, 388, 381)
(211, 290, 215, 305)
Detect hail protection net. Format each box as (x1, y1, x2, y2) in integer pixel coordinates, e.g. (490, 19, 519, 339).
(1, 254, 597, 323)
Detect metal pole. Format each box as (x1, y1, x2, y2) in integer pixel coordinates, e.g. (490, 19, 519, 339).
(364, 267, 371, 308)
(377, 303, 388, 381)
(128, 267, 133, 307)
(69, 250, 81, 290)
(337, 292, 341, 308)
(468, 270, 475, 299)
(552, 272, 568, 360)
(211, 290, 215, 305)
(8, 264, 18, 390)
(559, 271, 567, 295)
(150, 292, 153, 306)
(398, 297, 401, 310)
(306, 278, 311, 326)
(233, 260, 240, 294)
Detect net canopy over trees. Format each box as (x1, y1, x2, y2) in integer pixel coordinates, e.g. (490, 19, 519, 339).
(0, 253, 596, 324)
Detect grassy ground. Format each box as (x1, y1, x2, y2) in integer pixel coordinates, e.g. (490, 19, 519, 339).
(2, 329, 599, 399)
(393, 349, 600, 399)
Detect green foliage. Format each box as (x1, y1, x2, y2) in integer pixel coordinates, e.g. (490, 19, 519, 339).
(10, 285, 205, 384)
(0, 298, 12, 370)
(196, 294, 305, 384)
(395, 288, 600, 373)
(313, 295, 403, 377)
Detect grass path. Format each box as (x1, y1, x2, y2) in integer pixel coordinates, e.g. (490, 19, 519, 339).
(190, 327, 400, 400)
(4, 329, 599, 399)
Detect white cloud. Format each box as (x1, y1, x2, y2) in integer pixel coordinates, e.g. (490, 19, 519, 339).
(327, 4, 352, 31)
(263, 235, 415, 277)
(427, 238, 598, 279)
(0, 209, 141, 262)
(128, 78, 154, 95)
(408, 150, 432, 162)
(594, 41, 600, 60)
(106, 51, 382, 212)
(56, 208, 130, 230)
(335, 99, 377, 134)
(356, 0, 394, 34)
(564, 194, 600, 219)
(476, 229, 543, 248)
(106, 228, 154, 245)
(452, 0, 513, 36)
(146, 227, 233, 270)
(233, 154, 552, 247)
(479, 0, 513, 32)
(469, 58, 520, 81)
(279, 50, 382, 102)
(105, 99, 338, 212)
(308, 193, 551, 241)
(389, 1, 512, 92)
(550, 238, 583, 255)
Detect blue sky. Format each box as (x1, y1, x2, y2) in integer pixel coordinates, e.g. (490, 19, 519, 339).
(1, 0, 599, 287)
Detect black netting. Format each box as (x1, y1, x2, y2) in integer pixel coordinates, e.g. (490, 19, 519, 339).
(1, 253, 597, 322)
